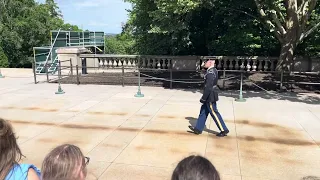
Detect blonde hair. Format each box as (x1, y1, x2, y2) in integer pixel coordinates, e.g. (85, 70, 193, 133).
(0, 118, 24, 179)
(41, 144, 87, 180)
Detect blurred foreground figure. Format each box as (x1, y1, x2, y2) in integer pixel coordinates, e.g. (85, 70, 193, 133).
(171, 155, 220, 180)
(0, 118, 41, 180)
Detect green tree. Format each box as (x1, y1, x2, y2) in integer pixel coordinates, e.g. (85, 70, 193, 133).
(124, 0, 279, 56)
(0, 0, 80, 68)
(105, 32, 135, 55)
(253, 0, 320, 70)
(124, 0, 319, 62)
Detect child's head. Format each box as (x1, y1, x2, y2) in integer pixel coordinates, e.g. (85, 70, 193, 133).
(172, 155, 220, 180)
(41, 144, 89, 180)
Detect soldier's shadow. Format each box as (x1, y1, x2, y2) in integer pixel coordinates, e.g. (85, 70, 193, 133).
(185, 117, 219, 135)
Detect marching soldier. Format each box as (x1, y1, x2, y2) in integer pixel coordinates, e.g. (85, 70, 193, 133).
(188, 59, 229, 137)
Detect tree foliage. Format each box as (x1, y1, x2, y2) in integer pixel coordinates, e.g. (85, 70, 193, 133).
(253, 0, 320, 70)
(104, 26, 135, 55)
(0, 0, 80, 68)
(122, 0, 320, 70)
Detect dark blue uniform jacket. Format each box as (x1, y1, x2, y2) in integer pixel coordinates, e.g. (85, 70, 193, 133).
(200, 67, 219, 103)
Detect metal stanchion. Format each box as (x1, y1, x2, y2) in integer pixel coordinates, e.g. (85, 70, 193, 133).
(134, 68, 144, 97)
(55, 60, 65, 94)
(122, 65, 125, 87)
(223, 68, 226, 89)
(70, 58, 73, 76)
(235, 71, 246, 102)
(170, 67, 173, 89)
(0, 68, 4, 78)
(45, 64, 49, 82)
(279, 70, 286, 92)
(32, 62, 37, 84)
(76, 65, 80, 85)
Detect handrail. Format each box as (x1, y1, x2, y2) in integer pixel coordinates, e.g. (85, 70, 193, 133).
(44, 28, 61, 66)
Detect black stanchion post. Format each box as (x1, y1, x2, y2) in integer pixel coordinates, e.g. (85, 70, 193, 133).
(45, 64, 49, 82)
(122, 64, 124, 87)
(32, 62, 37, 84)
(170, 65, 173, 89)
(82, 58, 87, 74)
(280, 70, 284, 90)
(76, 65, 80, 85)
(70, 58, 73, 76)
(223, 68, 226, 89)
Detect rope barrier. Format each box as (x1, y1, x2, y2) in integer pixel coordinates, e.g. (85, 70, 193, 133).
(139, 72, 203, 84)
(139, 72, 240, 84)
(242, 75, 298, 99)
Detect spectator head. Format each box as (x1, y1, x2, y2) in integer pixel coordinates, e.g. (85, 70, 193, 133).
(0, 118, 24, 179)
(41, 144, 89, 180)
(171, 155, 220, 180)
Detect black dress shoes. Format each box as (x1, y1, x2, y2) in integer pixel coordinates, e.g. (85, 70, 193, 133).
(188, 125, 202, 135)
(216, 130, 229, 137)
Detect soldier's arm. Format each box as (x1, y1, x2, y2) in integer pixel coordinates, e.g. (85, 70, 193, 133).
(200, 73, 214, 101)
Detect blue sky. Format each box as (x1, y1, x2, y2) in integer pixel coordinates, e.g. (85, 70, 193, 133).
(36, 0, 132, 34)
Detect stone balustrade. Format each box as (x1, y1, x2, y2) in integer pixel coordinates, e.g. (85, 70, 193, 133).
(202, 56, 279, 71)
(92, 55, 281, 71)
(97, 56, 173, 69)
(61, 52, 320, 72)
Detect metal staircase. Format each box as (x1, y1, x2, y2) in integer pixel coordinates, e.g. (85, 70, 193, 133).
(35, 56, 59, 74)
(35, 62, 45, 74)
(48, 56, 59, 74)
(33, 29, 105, 75)
(34, 28, 61, 75)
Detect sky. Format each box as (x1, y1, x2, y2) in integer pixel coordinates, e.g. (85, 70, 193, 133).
(36, 0, 132, 34)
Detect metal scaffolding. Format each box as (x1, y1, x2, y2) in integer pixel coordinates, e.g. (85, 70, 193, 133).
(33, 30, 105, 74)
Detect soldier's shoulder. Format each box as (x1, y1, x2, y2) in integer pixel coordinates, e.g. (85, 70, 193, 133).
(207, 68, 217, 74)
(207, 68, 214, 73)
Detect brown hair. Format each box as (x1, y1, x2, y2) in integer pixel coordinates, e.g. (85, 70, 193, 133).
(171, 155, 220, 180)
(0, 118, 24, 179)
(41, 144, 88, 180)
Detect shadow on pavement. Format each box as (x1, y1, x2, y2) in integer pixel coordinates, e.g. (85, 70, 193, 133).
(185, 116, 219, 135)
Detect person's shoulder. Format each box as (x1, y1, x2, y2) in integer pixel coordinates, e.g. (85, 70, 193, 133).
(207, 67, 218, 73)
(206, 68, 216, 77)
(19, 164, 41, 180)
(27, 168, 41, 180)
(207, 68, 214, 73)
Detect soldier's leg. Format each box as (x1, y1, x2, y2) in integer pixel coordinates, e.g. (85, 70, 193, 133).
(194, 103, 210, 132)
(206, 102, 229, 132)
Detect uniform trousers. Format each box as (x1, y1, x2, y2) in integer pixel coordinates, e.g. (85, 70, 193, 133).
(195, 102, 228, 132)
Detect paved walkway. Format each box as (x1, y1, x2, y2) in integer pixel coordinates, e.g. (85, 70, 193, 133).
(1, 68, 320, 180)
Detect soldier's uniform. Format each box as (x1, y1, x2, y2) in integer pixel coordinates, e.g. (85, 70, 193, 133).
(189, 66, 229, 137)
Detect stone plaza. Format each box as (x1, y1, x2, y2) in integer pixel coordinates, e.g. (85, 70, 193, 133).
(0, 68, 320, 180)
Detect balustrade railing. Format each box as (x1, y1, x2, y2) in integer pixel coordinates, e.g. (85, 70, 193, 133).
(97, 56, 174, 69)
(95, 56, 279, 71)
(201, 56, 279, 71)
(78, 54, 319, 72)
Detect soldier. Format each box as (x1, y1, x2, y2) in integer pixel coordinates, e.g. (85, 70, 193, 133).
(188, 59, 229, 137)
